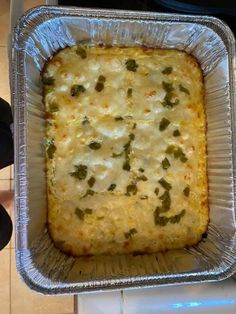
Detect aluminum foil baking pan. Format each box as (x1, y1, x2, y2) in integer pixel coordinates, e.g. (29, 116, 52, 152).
(12, 6, 236, 294)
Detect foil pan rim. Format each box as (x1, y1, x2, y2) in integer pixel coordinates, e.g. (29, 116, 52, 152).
(15, 247, 236, 295)
(12, 6, 236, 294)
(14, 5, 235, 43)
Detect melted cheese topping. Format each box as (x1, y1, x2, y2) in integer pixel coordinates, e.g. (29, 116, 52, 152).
(44, 46, 208, 256)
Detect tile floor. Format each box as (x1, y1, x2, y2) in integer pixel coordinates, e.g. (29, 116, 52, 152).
(0, 0, 75, 313)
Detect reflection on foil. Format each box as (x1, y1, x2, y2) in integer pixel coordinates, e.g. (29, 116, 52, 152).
(172, 299, 235, 309)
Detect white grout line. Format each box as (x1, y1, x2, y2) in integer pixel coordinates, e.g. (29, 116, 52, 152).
(121, 290, 124, 314)
(74, 295, 78, 314)
(10, 246, 12, 314)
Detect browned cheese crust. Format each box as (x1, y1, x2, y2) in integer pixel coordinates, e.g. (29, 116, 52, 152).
(43, 46, 208, 256)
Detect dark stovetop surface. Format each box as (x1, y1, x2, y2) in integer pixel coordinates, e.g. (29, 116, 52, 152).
(58, 0, 236, 34)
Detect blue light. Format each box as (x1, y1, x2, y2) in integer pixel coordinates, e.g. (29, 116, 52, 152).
(172, 299, 235, 309)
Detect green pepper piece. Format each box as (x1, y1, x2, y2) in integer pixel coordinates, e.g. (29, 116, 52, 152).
(122, 134, 134, 172)
(112, 152, 123, 158)
(166, 145, 175, 154)
(162, 67, 173, 75)
(132, 123, 137, 129)
(168, 146, 187, 162)
(159, 191, 171, 211)
(139, 168, 145, 173)
(173, 147, 183, 159)
(130, 228, 137, 235)
(154, 187, 159, 196)
(159, 178, 172, 190)
(123, 141, 131, 153)
(108, 183, 116, 191)
(95, 75, 106, 92)
(84, 208, 93, 214)
(71, 84, 86, 97)
(70, 164, 87, 180)
(76, 46, 87, 59)
(173, 129, 181, 137)
(180, 155, 188, 163)
(162, 93, 179, 108)
(127, 88, 133, 98)
(129, 133, 135, 141)
(125, 59, 138, 72)
(162, 81, 174, 93)
(161, 157, 171, 170)
(162, 92, 172, 108)
(126, 184, 138, 196)
(170, 209, 186, 224)
(49, 102, 59, 113)
(75, 208, 85, 220)
(183, 186, 190, 197)
(154, 206, 162, 216)
(83, 189, 95, 198)
(156, 216, 169, 226)
(140, 195, 148, 200)
(42, 76, 55, 85)
(87, 176, 96, 188)
(124, 142, 131, 154)
(162, 81, 179, 108)
(82, 116, 89, 125)
(154, 209, 169, 226)
(44, 86, 54, 94)
(47, 141, 56, 159)
(115, 116, 124, 121)
(123, 160, 131, 171)
(159, 118, 170, 131)
(159, 190, 168, 200)
(98, 75, 106, 83)
(97, 216, 104, 220)
(95, 82, 104, 92)
(137, 175, 148, 181)
(124, 228, 137, 239)
(179, 84, 190, 95)
(88, 141, 101, 150)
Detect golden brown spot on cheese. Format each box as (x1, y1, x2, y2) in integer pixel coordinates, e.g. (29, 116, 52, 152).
(61, 186, 66, 192)
(123, 241, 130, 248)
(146, 90, 156, 97)
(45, 112, 53, 119)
